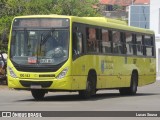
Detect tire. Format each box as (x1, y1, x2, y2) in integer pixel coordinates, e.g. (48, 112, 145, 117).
(79, 72, 96, 99)
(31, 89, 46, 101)
(119, 72, 138, 95)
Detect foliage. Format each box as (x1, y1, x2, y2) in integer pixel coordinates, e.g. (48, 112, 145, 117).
(0, 0, 102, 52)
(51, 0, 101, 17)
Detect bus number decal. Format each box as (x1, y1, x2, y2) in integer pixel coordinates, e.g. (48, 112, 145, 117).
(20, 74, 30, 78)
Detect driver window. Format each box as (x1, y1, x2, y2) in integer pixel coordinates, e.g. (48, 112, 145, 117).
(73, 32, 83, 56)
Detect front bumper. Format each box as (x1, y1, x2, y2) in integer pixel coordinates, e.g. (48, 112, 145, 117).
(8, 76, 72, 90)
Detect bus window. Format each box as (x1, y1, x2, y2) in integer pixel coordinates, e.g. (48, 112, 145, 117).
(144, 35, 153, 56)
(102, 29, 111, 53)
(112, 31, 121, 54)
(136, 34, 143, 56)
(151, 36, 155, 56)
(142, 35, 146, 55)
(73, 32, 83, 56)
(96, 28, 102, 53)
(126, 32, 133, 55)
(87, 28, 98, 52)
(11, 31, 26, 57)
(120, 32, 126, 54)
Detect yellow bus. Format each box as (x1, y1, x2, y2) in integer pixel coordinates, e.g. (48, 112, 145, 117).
(7, 15, 156, 100)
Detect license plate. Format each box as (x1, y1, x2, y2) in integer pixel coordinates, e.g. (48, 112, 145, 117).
(30, 85, 42, 89)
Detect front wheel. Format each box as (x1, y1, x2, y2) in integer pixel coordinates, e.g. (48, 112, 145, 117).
(31, 89, 46, 101)
(79, 80, 92, 99)
(119, 72, 138, 95)
(79, 72, 96, 99)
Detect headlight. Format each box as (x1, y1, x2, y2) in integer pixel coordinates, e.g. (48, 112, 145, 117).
(8, 67, 17, 78)
(56, 67, 68, 79)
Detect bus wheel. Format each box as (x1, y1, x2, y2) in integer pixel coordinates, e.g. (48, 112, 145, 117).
(31, 89, 46, 101)
(119, 72, 138, 95)
(79, 72, 96, 99)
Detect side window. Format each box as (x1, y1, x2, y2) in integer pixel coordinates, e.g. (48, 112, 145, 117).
(87, 27, 98, 52)
(120, 32, 126, 54)
(72, 23, 84, 58)
(136, 34, 143, 56)
(144, 35, 154, 56)
(96, 28, 102, 53)
(73, 32, 83, 56)
(132, 34, 137, 55)
(102, 29, 111, 53)
(151, 36, 155, 56)
(126, 32, 133, 55)
(112, 31, 121, 54)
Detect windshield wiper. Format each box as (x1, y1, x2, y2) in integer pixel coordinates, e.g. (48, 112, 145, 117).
(40, 28, 55, 45)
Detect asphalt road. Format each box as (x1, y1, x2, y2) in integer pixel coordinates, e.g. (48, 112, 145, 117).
(0, 81, 160, 120)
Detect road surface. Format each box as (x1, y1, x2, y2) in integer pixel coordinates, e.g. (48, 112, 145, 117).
(0, 81, 160, 119)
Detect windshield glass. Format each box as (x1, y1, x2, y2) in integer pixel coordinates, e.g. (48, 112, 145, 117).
(10, 28, 69, 65)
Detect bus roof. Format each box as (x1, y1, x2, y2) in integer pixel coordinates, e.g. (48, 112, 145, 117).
(14, 14, 154, 35)
(71, 16, 154, 35)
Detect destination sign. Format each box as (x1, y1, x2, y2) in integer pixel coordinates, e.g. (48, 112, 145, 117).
(13, 18, 69, 27)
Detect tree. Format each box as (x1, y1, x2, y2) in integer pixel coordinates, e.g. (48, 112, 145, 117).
(51, 0, 101, 17)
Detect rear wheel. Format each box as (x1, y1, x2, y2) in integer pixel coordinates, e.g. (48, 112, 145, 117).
(31, 89, 46, 101)
(119, 72, 138, 95)
(79, 72, 96, 99)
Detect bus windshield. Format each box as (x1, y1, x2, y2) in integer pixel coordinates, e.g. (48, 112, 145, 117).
(11, 27, 69, 66)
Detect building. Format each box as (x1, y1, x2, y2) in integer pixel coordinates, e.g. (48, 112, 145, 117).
(99, 0, 132, 19)
(150, 0, 160, 80)
(128, 4, 150, 29)
(99, 0, 150, 20)
(99, 0, 150, 5)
